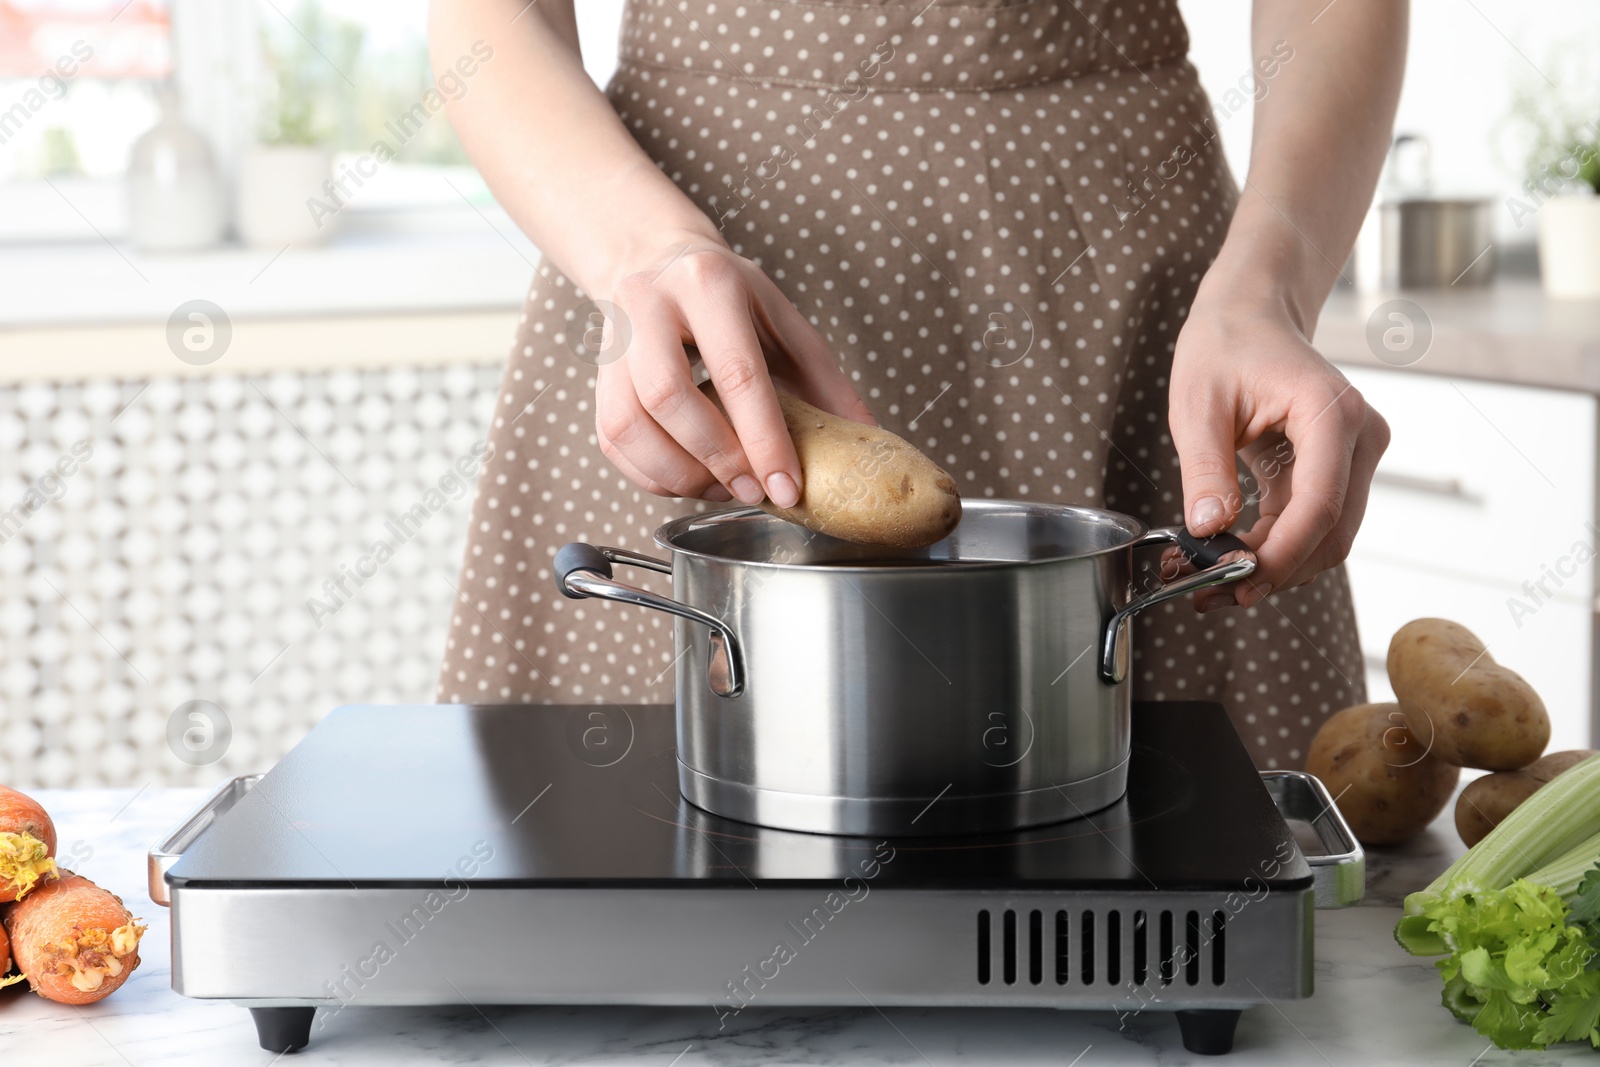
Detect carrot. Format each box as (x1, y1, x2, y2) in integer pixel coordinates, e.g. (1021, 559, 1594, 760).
(0, 919, 21, 990)
(3, 871, 145, 1004)
(0, 784, 58, 902)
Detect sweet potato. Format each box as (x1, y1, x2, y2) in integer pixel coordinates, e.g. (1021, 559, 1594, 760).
(1305, 702, 1461, 845)
(701, 383, 962, 548)
(4, 871, 145, 1004)
(1454, 749, 1598, 847)
(1387, 618, 1549, 771)
(0, 783, 58, 902)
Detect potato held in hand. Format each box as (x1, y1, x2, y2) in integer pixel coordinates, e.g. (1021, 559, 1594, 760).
(1454, 749, 1597, 847)
(1305, 702, 1460, 845)
(1387, 618, 1549, 771)
(4, 871, 146, 1004)
(703, 383, 961, 548)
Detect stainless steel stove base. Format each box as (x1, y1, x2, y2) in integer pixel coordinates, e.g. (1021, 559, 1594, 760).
(151, 703, 1363, 1058)
(171, 886, 1310, 1027)
(192, 881, 1306, 1056)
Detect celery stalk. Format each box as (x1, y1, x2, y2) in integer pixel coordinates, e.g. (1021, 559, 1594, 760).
(1521, 828, 1600, 903)
(1404, 754, 1600, 918)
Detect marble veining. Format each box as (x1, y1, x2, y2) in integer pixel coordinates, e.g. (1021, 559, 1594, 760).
(2, 788, 1592, 1065)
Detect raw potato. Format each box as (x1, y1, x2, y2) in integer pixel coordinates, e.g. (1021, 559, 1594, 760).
(3, 871, 145, 1004)
(1387, 618, 1550, 771)
(1305, 702, 1461, 846)
(0, 783, 58, 902)
(1454, 749, 1598, 847)
(702, 383, 962, 548)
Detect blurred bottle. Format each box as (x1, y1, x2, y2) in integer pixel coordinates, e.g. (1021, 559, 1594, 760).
(127, 84, 225, 252)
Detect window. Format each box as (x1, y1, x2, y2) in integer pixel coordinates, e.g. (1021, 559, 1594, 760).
(0, 0, 495, 243)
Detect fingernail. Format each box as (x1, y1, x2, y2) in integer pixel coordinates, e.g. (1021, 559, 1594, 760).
(730, 474, 765, 505)
(1190, 496, 1224, 531)
(766, 472, 800, 509)
(1198, 591, 1234, 613)
(701, 484, 733, 502)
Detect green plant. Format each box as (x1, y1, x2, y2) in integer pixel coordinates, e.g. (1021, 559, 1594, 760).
(257, 3, 364, 147)
(1504, 43, 1600, 195)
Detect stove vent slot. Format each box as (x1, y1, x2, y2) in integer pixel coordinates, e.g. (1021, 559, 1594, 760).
(1008, 907, 1228, 989)
(976, 909, 1047, 986)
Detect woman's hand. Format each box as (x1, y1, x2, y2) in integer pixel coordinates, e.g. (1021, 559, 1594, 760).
(1168, 289, 1390, 611)
(596, 236, 875, 504)
(1159, 0, 1404, 612)
(428, 2, 871, 505)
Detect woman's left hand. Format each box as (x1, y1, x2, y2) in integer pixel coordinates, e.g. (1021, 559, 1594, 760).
(1167, 290, 1390, 612)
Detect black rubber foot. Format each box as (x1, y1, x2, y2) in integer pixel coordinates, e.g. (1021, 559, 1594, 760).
(1175, 1008, 1241, 1055)
(250, 1006, 316, 1053)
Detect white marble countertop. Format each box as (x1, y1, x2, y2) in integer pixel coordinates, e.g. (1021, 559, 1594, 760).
(2, 787, 1592, 1066)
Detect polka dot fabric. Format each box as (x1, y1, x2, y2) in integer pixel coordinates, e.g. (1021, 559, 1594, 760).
(437, 0, 1367, 769)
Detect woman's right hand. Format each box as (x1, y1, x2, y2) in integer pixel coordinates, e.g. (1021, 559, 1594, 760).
(595, 236, 875, 506)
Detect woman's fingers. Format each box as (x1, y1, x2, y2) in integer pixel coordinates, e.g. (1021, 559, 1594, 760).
(1240, 384, 1363, 606)
(595, 361, 718, 498)
(595, 248, 865, 503)
(620, 277, 767, 504)
(677, 275, 803, 508)
(1280, 406, 1389, 589)
(1169, 386, 1245, 538)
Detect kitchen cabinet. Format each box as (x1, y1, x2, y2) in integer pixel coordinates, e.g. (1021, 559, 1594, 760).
(1319, 277, 1600, 754)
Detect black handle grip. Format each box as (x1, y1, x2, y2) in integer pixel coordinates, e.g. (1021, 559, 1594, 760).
(1174, 528, 1251, 570)
(554, 542, 612, 599)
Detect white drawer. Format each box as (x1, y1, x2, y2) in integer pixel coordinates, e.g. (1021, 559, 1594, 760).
(1345, 554, 1593, 753)
(1342, 367, 1597, 596)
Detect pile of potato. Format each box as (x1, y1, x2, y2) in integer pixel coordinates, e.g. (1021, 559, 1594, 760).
(1306, 618, 1591, 846)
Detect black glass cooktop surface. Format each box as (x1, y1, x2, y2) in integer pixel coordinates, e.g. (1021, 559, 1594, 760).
(167, 701, 1310, 892)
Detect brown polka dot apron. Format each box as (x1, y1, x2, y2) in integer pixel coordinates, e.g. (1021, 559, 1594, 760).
(437, 0, 1367, 769)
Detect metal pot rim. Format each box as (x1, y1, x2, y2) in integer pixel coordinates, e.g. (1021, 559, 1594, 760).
(652, 499, 1152, 572)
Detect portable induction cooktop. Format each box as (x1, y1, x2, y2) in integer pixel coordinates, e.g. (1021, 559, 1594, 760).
(149, 701, 1363, 1056)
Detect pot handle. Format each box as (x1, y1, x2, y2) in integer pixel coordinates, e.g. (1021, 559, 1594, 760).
(1098, 527, 1257, 684)
(1260, 770, 1366, 908)
(554, 542, 744, 698)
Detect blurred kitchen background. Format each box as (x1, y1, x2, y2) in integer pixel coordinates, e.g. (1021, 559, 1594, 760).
(1, 0, 1598, 787)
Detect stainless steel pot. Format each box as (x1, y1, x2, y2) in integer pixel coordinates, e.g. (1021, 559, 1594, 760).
(1354, 134, 1496, 289)
(554, 501, 1254, 837)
